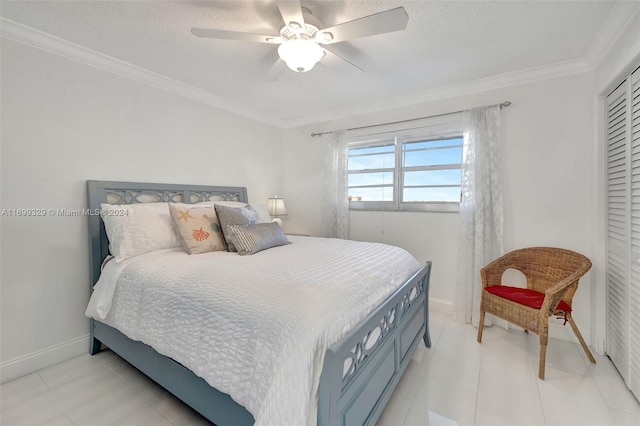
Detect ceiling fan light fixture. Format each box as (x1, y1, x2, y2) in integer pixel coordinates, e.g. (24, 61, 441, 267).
(277, 39, 324, 73)
(192, 3, 409, 79)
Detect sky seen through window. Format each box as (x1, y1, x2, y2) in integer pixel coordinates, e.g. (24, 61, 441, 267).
(348, 137, 463, 203)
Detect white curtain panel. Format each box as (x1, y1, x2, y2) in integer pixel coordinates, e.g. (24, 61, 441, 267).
(320, 130, 349, 239)
(455, 106, 504, 326)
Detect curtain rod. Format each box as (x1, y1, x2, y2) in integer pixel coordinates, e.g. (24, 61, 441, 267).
(310, 101, 511, 137)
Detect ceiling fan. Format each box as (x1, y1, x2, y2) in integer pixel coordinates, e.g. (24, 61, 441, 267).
(190, 0, 408, 80)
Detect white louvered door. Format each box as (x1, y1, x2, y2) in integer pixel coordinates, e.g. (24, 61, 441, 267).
(606, 65, 640, 400)
(628, 67, 640, 399)
(607, 78, 630, 383)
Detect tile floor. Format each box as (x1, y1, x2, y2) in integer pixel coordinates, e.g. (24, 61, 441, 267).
(2, 311, 639, 425)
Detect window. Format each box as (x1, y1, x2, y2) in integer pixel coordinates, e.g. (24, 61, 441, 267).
(347, 115, 463, 212)
(347, 142, 395, 202)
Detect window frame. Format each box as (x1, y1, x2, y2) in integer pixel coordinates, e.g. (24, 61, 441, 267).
(348, 115, 463, 213)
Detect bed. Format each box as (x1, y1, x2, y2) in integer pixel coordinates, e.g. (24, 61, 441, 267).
(85, 180, 432, 426)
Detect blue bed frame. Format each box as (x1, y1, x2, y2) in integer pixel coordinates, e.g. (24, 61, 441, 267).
(87, 180, 431, 426)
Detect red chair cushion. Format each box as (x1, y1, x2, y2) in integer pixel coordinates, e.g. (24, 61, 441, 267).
(485, 285, 572, 313)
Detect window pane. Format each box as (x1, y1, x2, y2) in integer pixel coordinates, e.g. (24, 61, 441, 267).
(404, 187, 460, 202)
(404, 169, 461, 186)
(348, 172, 394, 187)
(404, 146, 462, 167)
(349, 187, 394, 202)
(350, 145, 394, 155)
(349, 144, 395, 171)
(403, 137, 463, 168)
(349, 153, 395, 171)
(405, 138, 462, 150)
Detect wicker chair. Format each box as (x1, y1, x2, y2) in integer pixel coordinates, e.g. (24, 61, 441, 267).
(476, 247, 596, 379)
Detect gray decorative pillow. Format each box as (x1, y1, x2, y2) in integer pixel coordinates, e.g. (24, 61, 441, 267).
(227, 223, 291, 256)
(214, 204, 260, 252)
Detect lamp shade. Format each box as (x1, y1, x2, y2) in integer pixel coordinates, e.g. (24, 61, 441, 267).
(277, 39, 324, 73)
(267, 197, 288, 217)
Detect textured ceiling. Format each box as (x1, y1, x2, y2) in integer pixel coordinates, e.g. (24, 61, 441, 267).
(0, 1, 619, 125)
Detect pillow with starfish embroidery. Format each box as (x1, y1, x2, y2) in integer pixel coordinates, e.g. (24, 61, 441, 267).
(169, 204, 226, 254)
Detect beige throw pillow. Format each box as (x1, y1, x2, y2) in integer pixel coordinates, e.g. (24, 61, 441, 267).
(169, 204, 226, 254)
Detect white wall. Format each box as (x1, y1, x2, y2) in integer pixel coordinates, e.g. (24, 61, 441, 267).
(283, 72, 597, 337)
(0, 38, 285, 381)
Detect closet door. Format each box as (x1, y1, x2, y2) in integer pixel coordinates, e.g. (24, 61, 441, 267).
(628, 67, 640, 398)
(606, 78, 630, 385)
(606, 65, 640, 401)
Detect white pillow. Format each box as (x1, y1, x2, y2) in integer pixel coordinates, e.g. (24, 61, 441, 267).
(100, 202, 182, 262)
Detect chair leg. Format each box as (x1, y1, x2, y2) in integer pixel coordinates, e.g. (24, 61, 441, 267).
(567, 315, 596, 364)
(477, 311, 486, 343)
(538, 339, 548, 380)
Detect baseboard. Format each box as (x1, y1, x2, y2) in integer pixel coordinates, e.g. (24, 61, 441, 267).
(429, 298, 455, 315)
(0, 334, 90, 384)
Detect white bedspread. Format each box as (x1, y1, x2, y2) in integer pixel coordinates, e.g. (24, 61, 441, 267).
(86, 236, 421, 426)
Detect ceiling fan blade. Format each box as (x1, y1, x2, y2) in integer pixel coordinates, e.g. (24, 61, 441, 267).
(321, 47, 363, 76)
(318, 7, 408, 45)
(262, 59, 288, 82)
(276, 0, 305, 27)
(191, 28, 281, 44)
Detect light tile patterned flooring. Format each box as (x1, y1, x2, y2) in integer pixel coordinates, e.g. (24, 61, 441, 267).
(2, 311, 639, 425)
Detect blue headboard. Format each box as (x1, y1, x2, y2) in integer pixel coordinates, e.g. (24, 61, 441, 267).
(86, 180, 248, 287)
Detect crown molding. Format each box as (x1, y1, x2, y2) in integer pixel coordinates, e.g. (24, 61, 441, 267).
(0, 17, 286, 128)
(282, 2, 640, 129)
(583, 1, 640, 69)
(284, 2, 638, 128)
(2, 2, 633, 132)
(283, 57, 591, 128)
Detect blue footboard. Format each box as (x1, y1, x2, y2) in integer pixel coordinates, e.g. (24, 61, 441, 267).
(318, 261, 432, 426)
